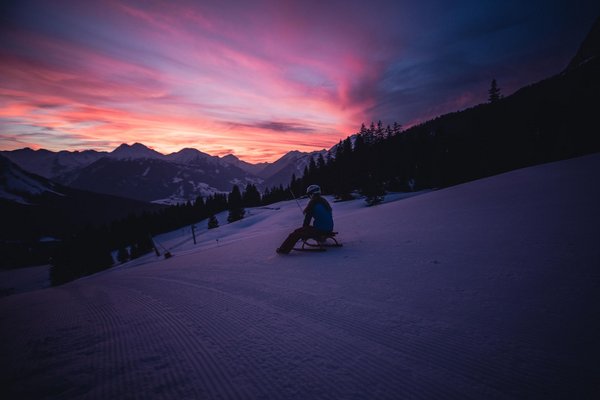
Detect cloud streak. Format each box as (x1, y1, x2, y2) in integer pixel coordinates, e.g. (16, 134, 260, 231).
(1, 0, 598, 162)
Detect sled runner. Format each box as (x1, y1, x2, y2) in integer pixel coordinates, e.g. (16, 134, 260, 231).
(293, 231, 343, 252)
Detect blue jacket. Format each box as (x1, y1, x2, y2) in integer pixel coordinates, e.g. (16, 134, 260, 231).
(303, 196, 333, 232)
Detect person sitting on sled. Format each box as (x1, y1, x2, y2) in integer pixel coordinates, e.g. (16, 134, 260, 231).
(276, 184, 334, 254)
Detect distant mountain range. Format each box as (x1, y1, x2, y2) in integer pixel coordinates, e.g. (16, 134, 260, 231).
(1, 144, 328, 204)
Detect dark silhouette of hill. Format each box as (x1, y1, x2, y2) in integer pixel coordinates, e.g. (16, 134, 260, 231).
(299, 16, 600, 196)
(567, 16, 599, 70)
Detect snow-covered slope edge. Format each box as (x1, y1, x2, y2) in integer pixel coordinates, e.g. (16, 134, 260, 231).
(1, 154, 599, 399)
(0, 154, 64, 204)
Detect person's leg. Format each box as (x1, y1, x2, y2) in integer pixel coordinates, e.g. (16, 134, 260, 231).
(277, 227, 313, 253)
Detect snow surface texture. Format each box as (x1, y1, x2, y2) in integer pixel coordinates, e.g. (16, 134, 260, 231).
(1, 154, 599, 399)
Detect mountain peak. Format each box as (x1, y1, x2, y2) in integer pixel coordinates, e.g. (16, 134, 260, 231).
(176, 147, 208, 156)
(110, 143, 163, 160)
(220, 154, 270, 175)
(278, 150, 303, 162)
(166, 147, 212, 164)
(222, 154, 240, 162)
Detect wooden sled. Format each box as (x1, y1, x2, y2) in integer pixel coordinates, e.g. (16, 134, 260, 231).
(294, 231, 343, 252)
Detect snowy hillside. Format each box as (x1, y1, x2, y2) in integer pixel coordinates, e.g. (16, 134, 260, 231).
(0, 154, 63, 204)
(56, 156, 257, 204)
(1, 154, 599, 399)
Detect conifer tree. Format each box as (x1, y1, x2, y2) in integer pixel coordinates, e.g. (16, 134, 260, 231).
(385, 124, 393, 140)
(354, 130, 365, 152)
(208, 214, 219, 229)
(227, 185, 245, 223)
(488, 79, 502, 103)
(376, 120, 384, 141)
(361, 174, 385, 206)
(117, 246, 130, 263)
(308, 156, 317, 176)
(317, 153, 326, 170)
(242, 184, 261, 207)
(366, 121, 376, 145)
(358, 123, 369, 145)
(342, 136, 353, 156)
(393, 122, 402, 136)
(193, 196, 206, 220)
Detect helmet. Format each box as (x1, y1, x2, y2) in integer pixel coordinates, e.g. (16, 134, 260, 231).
(306, 184, 321, 196)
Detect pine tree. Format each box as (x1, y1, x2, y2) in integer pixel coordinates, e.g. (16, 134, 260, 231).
(117, 246, 130, 263)
(242, 184, 261, 207)
(393, 122, 402, 136)
(375, 120, 384, 141)
(488, 79, 502, 103)
(208, 215, 219, 229)
(361, 174, 385, 206)
(354, 130, 365, 152)
(130, 236, 153, 259)
(366, 121, 376, 145)
(227, 185, 245, 223)
(193, 196, 206, 220)
(308, 156, 317, 176)
(317, 153, 326, 170)
(358, 122, 369, 146)
(205, 193, 228, 215)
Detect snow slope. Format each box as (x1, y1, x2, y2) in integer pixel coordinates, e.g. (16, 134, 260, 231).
(1, 154, 599, 399)
(0, 154, 64, 204)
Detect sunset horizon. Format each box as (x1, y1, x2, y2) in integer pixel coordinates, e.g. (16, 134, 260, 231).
(1, 0, 598, 163)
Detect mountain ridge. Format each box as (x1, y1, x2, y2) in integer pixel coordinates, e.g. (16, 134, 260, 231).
(1, 143, 325, 203)
(109, 142, 164, 160)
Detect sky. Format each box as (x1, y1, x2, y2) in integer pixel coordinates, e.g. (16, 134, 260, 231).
(0, 0, 598, 163)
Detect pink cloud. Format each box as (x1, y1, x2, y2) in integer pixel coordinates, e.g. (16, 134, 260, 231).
(0, 1, 389, 163)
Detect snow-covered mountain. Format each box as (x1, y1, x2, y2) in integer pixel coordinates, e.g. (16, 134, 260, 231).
(259, 149, 327, 188)
(2, 153, 598, 398)
(58, 156, 260, 204)
(2, 144, 260, 203)
(1, 144, 330, 202)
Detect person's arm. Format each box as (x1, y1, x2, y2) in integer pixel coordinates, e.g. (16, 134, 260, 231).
(303, 199, 314, 226)
(303, 212, 311, 227)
